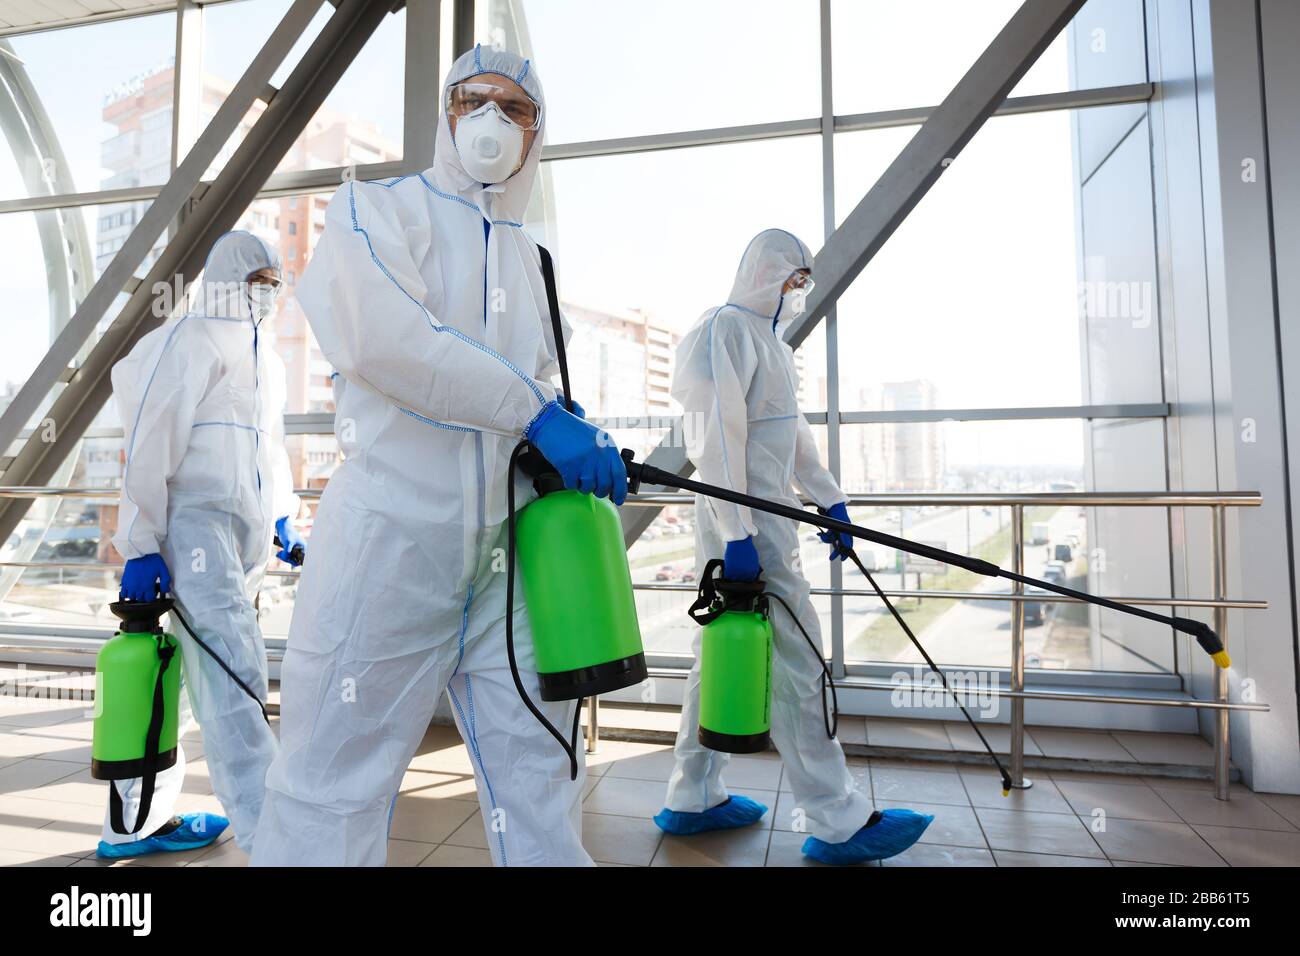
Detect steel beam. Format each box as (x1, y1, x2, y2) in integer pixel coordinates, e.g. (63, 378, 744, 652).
(819, 0, 846, 677)
(0, 0, 395, 544)
(0, 0, 324, 459)
(0, 83, 1153, 215)
(542, 84, 1152, 163)
(403, 0, 442, 170)
(170, 0, 204, 175)
(621, 0, 1088, 546)
(452, 0, 473, 57)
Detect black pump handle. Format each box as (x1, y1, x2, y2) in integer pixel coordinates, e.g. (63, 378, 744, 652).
(688, 558, 766, 625)
(273, 535, 305, 566)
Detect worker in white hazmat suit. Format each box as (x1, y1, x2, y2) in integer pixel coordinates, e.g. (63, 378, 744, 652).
(655, 229, 934, 865)
(252, 45, 625, 867)
(105, 230, 305, 858)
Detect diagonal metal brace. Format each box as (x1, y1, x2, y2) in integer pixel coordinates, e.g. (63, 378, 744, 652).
(0, 0, 325, 459)
(0, 0, 397, 544)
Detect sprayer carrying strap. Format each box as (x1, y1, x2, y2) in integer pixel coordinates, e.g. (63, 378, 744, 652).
(688, 559, 768, 625)
(537, 245, 573, 414)
(108, 637, 176, 835)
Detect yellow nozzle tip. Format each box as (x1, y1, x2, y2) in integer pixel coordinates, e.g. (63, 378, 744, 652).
(1212, 651, 1232, 669)
(1001, 789, 1010, 797)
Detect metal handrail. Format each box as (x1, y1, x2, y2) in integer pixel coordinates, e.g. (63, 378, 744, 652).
(0, 485, 1265, 799)
(0, 487, 1264, 506)
(0, 560, 300, 578)
(632, 582, 1267, 609)
(0, 562, 1263, 608)
(627, 490, 1264, 797)
(626, 490, 1264, 507)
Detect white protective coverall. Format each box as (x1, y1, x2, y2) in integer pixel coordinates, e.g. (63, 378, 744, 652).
(665, 228, 875, 843)
(252, 45, 590, 867)
(109, 230, 297, 848)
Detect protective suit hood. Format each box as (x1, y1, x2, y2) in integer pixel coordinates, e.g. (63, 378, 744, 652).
(432, 44, 545, 222)
(726, 228, 813, 329)
(196, 230, 281, 323)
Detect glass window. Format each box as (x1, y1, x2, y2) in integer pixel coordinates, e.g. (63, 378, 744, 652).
(831, 0, 1145, 117)
(0, 201, 159, 415)
(508, 0, 821, 143)
(198, 0, 405, 173)
(833, 108, 1111, 413)
(543, 135, 824, 417)
(1, 12, 177, 202)
(838, 420, 1086, 495)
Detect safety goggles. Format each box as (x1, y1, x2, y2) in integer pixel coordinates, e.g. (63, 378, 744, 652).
(446, 80, 542, 131)
(785, 270, 815, 294)
(245, 268, 283, 291)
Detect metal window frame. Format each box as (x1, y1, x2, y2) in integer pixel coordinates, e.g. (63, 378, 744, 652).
(0, 0, 411, 544)
(3, 0, 1227, 738)
(0, 82, 1154, 217)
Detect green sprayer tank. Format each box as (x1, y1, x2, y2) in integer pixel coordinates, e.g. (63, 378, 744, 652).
(516, 476, 647, 700)
(690, 562, 773, 754)
(92, 599, 181, 782)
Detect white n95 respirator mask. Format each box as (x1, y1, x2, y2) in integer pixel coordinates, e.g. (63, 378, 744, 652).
(247, 284, 280, 323)
(785, 287, 808, 316)
(454, 102, 525, 184)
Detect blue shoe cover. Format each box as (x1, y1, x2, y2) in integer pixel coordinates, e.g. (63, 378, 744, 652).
(801, 808, 934, 864)
(653, 795, 768, 835)
(97, 812, 229, 859)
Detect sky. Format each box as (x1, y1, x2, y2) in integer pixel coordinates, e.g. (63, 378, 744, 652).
(0, 0, 1139, 468)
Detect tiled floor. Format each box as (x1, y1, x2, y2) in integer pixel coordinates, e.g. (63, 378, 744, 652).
(3, 696, 1299, 867)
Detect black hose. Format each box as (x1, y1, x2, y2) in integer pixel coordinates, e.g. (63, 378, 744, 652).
(169, 605, 270, 725)
(504, 440, 581, 780)
(836, 544, 1013, 794)
(764, 589, 839, 741)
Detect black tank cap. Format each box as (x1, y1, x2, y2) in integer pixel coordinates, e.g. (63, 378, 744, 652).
(109, 597, 174, 634)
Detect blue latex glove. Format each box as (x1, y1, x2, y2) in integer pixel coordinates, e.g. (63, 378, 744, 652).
(120, 553, 172, 602)
(723, 537, 761, 582)
(526, 400, 628, 505)
(556, 393, 585, 419)
(818, 501, 854, 561)
(275, 516, 306, 567)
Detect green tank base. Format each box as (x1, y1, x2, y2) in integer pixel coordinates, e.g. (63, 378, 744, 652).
(698, 726, 770, 754)
(91, 748, 179, 781)
(538, 651, 648, 702)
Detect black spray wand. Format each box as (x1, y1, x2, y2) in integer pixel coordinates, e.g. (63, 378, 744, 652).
(620, 450, 1231, 670)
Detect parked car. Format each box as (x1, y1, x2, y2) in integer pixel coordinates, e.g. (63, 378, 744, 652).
(680, 570, 696, 584)
(655, 565, 676, 582)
